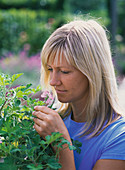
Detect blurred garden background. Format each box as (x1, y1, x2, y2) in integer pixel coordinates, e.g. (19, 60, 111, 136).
(0, 0, 125, 108)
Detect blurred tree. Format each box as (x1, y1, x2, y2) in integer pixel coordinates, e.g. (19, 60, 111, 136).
(107, 0, 117, 47)
(117, 0, 125, 43)
(64, 0, 104, 13)
(0, 0, 125, 59)
(0, 0, 65, 11)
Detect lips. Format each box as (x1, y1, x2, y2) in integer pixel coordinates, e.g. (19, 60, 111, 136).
(55, 89, 67, 94)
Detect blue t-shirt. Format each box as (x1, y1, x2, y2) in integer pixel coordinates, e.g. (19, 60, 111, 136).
(64, 114, 125, 170)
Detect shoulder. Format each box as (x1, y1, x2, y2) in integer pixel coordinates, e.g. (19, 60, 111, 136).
(106, 116, 125, 135)
(101, 117, 125, 143)
(99, 117, 125, 160)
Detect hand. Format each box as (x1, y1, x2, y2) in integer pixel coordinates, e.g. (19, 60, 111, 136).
(32, 106, 69, 139)
(33, 106, 76, 170)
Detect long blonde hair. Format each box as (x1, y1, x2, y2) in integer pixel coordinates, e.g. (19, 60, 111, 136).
(41, 19, 123, 138)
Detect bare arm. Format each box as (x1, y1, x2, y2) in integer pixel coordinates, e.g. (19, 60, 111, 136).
(33, 106, 76, 170)
(93, 159, 125, 170)
(57, 138, 76, 170)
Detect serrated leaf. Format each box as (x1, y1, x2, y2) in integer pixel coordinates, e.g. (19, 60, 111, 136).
(72, 139, 82, 147)
(11, 73, 23, 83)
(14, 99, 21, 106)
(45, 132, 63, 145)
(14, 85, 26, 92)
(47, 158, 62, 169)
(71, 139, 82, 154)
(21, 83, 32, 92)
(68, 145, 76, 150)
(40, 140, 47, 145)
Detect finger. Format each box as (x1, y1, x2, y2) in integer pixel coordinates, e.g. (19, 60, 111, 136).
(34, 106, 52, 114)
(33, 117, 43, 126)
(32, 111, 47, 120)
(33, 123, 44, 137)
(33, 122, 51, 138)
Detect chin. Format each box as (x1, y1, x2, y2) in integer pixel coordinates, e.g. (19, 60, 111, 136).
(58, 99, 67, 103)
(58, 97, 69, 103)
(58, 97, 71, 104)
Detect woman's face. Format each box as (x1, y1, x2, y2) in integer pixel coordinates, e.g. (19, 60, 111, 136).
(47, 56, 89, 106)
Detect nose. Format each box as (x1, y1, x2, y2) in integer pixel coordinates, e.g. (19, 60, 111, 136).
(49, 71, 61, 87)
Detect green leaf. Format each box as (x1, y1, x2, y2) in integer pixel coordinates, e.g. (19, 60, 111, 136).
(4, 108, 8, 118)
(21, 83, 32, 92)
(0, 118, 4, 127)
(10, 148, 21, 153)
(0, 75, 4, 86)
(0, 156, 17, 170)
(0, 130, 8, 136)
(16, 91, 24, 98)
(40, 140, 47, 145)
(47, 158, 62, 169)
(0, 97, 3, 105)
(72, 139, 82, 147)
(23, 95, 28, 100)
(27, 164, 44, 170)
(14, 99, 21, 106)
(11, 73, 23, 83)
(45, 132, 63, 144)
(68, 145, 76, 150)
(71, 139, 82, 154)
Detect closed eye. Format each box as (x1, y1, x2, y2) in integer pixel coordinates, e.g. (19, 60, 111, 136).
(47, 65, 70, 74)
(61, 71, 70, 74)
(47, 68, 53, 72)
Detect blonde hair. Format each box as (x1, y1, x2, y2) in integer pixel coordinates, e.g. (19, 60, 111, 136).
(41, 19, 123, 138)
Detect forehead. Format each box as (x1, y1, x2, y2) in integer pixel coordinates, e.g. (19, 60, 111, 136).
(47, 52, 72, 68)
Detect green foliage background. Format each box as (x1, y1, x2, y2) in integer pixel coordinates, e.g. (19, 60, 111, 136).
(0, 0, 109, 56)
(0, 0, 125, 78)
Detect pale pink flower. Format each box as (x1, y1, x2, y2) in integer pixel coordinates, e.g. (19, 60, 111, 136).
(46, 98, 53, 106)
(41, 91, 54, 106)
(41, 91, 50, 99)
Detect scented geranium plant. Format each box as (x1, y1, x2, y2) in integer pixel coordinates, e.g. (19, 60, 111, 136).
(0, 73, 80, 170)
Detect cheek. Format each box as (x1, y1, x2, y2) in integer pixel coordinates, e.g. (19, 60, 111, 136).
(61, 76, 73, 87)
(73, 76, 89, 93)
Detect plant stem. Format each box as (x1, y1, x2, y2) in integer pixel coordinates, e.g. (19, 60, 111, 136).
(35, 144, 49, 162)
(0, 100, 6, 115)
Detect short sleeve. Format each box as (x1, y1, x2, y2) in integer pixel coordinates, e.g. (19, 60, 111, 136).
(100, 122, 125, 160)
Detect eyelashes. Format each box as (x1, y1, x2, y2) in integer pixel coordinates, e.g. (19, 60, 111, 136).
(61, 71, 70, 74)
(47, 68, 53, 71)
(47, 68, 70, 74)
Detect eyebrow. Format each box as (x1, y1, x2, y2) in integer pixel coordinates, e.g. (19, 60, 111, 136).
(47, 64, 71, 69)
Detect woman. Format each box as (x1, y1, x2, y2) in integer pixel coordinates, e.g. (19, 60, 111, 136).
(32, 19, 125, 170)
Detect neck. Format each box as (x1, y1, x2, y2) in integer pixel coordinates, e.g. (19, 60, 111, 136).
(70, 102, 87, 122)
